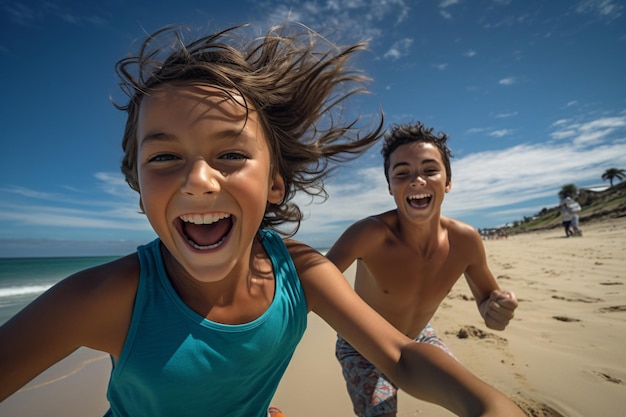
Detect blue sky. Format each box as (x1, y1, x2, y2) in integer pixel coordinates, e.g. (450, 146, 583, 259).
(1, 0, 625, 257)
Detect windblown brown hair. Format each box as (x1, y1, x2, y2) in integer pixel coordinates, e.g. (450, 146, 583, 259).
(114, 23, 384, 236)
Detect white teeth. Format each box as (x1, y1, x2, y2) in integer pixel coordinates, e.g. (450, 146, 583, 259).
(179, 213, 231, 225)
(408, 194, 431, 200)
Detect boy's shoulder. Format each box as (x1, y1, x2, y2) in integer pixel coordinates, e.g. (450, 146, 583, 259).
(360, 212, 478, 241)
(441, 216, 480, 240)
(371, 209, 400, 225)
(348, 210, 399, 236)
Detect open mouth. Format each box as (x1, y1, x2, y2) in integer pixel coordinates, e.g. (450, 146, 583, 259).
(179, 213, 233, 250)
(407, 193, 432, 209)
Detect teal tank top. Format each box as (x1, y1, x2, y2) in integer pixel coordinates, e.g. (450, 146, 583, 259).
(104, 229, 308, 417)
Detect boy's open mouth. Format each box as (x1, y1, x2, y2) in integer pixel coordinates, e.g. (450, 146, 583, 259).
(407, 193, 432, 209)
(179, 213, 233, 249)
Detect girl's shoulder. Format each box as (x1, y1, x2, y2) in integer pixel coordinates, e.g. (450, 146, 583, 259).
(59, 253, 141, 354)
(283, 238, 325, 263)
(69, 252, 140, 294)
(283, 238, 335, 279)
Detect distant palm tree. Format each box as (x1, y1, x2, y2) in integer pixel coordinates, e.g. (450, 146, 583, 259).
(601, 168, 626, 187)
(558, 183, 578, 200)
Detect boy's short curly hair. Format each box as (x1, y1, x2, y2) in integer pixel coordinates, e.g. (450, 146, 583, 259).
(114, 23, 384, 236)
(381, 122, 453, 185)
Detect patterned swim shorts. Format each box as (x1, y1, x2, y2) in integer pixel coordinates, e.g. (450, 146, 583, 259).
(335, 323, 453, 417)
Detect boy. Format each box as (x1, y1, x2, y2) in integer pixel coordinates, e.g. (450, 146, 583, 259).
(327, 122, 519, 417)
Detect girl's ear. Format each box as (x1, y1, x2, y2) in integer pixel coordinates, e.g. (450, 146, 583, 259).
(445, 179, 452, 193)
(268, 172, 286, 204)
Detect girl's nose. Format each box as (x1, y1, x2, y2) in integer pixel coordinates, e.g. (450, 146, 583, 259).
(181, 159, 220, 196)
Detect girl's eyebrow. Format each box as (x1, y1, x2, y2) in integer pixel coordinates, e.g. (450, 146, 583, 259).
(139, 132, 174, 144)
(139, 128, 255, 147)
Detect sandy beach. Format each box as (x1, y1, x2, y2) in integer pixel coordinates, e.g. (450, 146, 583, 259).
(1, 217, 624, 416)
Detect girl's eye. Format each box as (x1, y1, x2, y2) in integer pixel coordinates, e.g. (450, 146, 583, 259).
(148, 153, 179, 162)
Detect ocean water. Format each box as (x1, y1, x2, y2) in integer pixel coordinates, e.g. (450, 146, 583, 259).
(0, 247, 331, 326)
(0, 256, 120, 325)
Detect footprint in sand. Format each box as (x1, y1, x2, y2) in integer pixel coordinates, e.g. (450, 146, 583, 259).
(593, 371, 623, 384)
(551, 294, 603, 303)
(512, 396, 567, 417)
(598, 305, 626, 313)
(599, 281, 623, 286)
(552, 316, 581, 322)
(447, 293, 474, 301)
(448, 325, 508, 346)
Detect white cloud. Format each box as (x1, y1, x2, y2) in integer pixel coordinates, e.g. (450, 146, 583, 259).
(575, 0, 623, 19)
(499, 77, 517, 85)
(489, 129, 513, 137)
(550, 115, 626, 146)
(0, 172, 150, 239)
(258, 0, 411, 43)
(383, 49, 402, 60)
(444, 141, 626, 214)
(495, 111, 518, 118)
(579, 116, 626, 131)
(383, 37, 413, 60)
(552, 118, 570, 126)
(440, 0, 460, 8)
(466, 127, 490, 134)
(551, 129, 577, 140)
(0, 205, 150, 231)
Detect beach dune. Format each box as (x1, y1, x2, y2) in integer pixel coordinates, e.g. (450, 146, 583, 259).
(1, 217, 625, 416)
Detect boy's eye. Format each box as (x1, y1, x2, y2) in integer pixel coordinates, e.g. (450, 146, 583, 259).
(391, 168, 407, 176)
(220, 152, 249, 161)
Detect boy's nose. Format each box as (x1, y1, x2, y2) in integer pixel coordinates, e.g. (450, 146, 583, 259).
(182, 159, 220, 195)
(411, 174, 426, 186)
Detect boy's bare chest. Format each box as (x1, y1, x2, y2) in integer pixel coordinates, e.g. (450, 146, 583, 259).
(358, 247, 468, 305)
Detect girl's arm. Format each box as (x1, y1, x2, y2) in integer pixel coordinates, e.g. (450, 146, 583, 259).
(0, 255, 138, 401)
(289, 240, 525, 417)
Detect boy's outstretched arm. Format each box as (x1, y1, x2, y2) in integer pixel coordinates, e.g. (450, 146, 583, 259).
(461, 226, 518, 331)
(292, 242, 525, 417)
